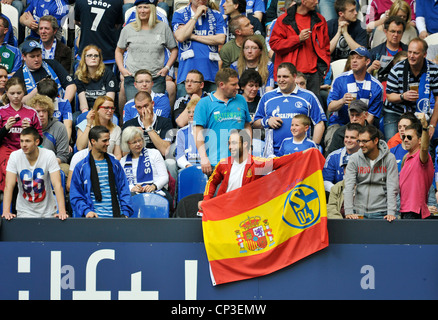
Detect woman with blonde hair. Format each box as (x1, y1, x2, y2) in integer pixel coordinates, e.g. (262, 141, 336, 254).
(75, 95, 122, 159)
(115, 0, 178, 101)
(231, 35, 274, 96)
(74, 45, 118, 113)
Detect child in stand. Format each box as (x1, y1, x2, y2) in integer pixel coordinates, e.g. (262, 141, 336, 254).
(278, 114, 322, 156)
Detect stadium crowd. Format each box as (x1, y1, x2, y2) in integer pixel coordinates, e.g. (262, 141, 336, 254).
(0, 0, 438, 220)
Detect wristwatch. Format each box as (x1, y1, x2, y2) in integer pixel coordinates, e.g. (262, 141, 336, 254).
(145, 126, 154, 132)
(400, 93, 404, 101)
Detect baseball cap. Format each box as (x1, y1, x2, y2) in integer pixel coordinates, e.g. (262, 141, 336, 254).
(348, 99, 368, 113)
(349, 47, 371, 59)
(21, 40, 42, 54)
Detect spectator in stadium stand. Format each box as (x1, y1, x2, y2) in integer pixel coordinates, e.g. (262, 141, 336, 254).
(385, 38, 438, 141)
(327, 0, 367, 62)
(327, 47, 383, 129)
(325, 99, 384, 157)
(0, 17, 21, 76)
(238, 69, 262, 116)
(0, 77, 42, 192)
(28, 94, 70, 176)
(2, 126, 68, 220)
(74, 0, 124, 66)
(367, 16, 408, 79)
(175, 96, 201, 169)
(230, 35, 275, 96)
(323, 122, 361, 192)
(74, 45, 118, 114)
(37, 15, 72, 73)
(278, 114, 322, 156)
(219, 11, 265, 69)
(76, 95, 122, 160)
(116, 0, 178, 100)
(123, 69, 172, 123)
(198, 129, 306, 211)
(398, 113, 434, 219)
(19, 0, 68, 41)
(193, 68, 252, 176)
(0, 5, 18, 47)
(36, 77, 73, 146)
(120, 126, 173, 207)
(172, 0, 226, 98)
(69, 125, 134, 218)
(269, 0, 330, 95)
(365, 0, 415, 33)
(343, 124, 399, 221)
(253, 62, 326, 157)
(173, 69, 208, 128)
(13, 40, 76, 104)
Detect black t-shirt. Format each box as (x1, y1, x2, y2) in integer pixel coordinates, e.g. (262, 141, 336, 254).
(75, 67, 118, 109)
(74, 0, 124, 62)
(14, 59, 74, 92)
(122, 115, 175, 150)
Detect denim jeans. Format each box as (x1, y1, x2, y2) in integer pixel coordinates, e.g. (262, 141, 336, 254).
(363, 212, 387, 219)
(383, 110, 402, 141)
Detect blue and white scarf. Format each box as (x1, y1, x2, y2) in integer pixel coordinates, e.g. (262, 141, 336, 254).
(346, 71, 372, 105)
(40, 38, 57, 60)
(123, 148, 154, 186)
(22, 60, 64, 97)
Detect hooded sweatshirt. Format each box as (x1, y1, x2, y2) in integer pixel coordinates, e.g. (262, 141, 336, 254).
(343, 139, 399, 216)
(41, 117, 70, 164)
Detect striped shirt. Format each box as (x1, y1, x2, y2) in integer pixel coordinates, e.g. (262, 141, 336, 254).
(386, 59, 438, 114)
(90, 160, 115, 218)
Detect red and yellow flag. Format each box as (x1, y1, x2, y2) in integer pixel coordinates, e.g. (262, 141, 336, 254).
(202, 148, 329, 285)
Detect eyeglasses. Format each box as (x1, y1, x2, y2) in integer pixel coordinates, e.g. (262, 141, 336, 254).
(135, 80, 152, 84)
(85, 54, 99, 59)
(357, 139, 371, 144)
(185, 80, 202, 84)
(402, 134, 413, 141)
(99, 106, 115, 111)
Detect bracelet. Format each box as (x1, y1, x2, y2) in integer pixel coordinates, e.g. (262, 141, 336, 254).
(164, 65, 170, 70)
(430, 124, 435, 129)
(190, 16, 197, 21)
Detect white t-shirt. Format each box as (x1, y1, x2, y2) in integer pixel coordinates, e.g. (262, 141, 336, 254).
(6, 148, 60, 218)
(226, 160, 247, 193)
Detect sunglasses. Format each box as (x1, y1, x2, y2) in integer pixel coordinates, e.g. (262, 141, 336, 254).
(401, 135, 413, 141)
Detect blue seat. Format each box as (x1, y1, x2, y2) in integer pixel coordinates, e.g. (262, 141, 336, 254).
(177, 165, 208, 202)
(131, 193, 169, 218)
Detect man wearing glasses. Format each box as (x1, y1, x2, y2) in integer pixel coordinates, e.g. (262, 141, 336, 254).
(173, 69, 208, 128)
(343, 124, 399, 221)
(398, 113, 434, 219)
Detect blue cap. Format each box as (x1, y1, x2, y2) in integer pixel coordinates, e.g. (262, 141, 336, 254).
(134, 0, 158, 5)
(350, 47, 371, 59)
(21, 40, 42, 54)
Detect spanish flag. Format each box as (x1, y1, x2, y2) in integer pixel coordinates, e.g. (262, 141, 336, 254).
(202, 148, 329, 285)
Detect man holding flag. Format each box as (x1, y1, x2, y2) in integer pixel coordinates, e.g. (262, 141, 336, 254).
(200, 129, 328, 285)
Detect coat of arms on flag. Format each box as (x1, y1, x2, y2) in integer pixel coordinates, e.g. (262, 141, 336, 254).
(202, 149, 329, 286)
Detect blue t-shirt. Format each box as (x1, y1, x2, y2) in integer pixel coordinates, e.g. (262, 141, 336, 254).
(193, 93, 251, 165)
(254, 87, 326, 156)
(390, 143, 408, 173)
(25, 0, 68, 39)
(172, 5, 226, 83)
(54, 97, 72, 123)
(327, 70, 383, 126)
(278, 137, 321, 156)
(123, 92, 171, 122)
(323, 146, 351, 187)
(176, 123, 200, 165)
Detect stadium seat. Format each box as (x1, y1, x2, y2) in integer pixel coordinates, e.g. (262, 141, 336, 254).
(174, 0, 189, 10)
(177, 165, 208, 202)
(425, 33, 438, 46)
(131, 193, 170, 218)
(330, 58, 348, 80)
(1, 3, 18, 40)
